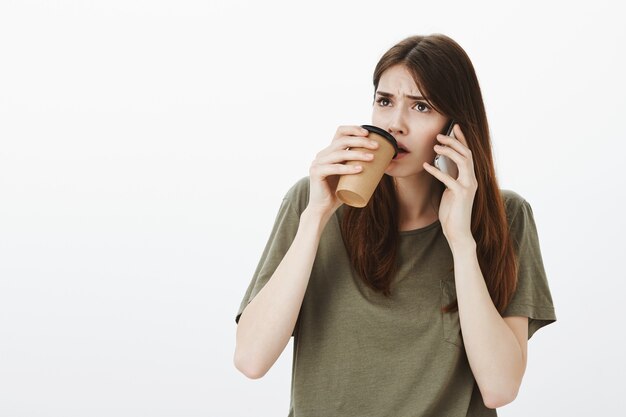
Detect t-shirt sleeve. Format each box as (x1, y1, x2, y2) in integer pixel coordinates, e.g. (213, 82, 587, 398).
(234, 176, 309, 337)
(501, 193, 557, 340)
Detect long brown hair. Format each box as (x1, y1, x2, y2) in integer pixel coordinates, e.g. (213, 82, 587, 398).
(340, 34, 518, 315)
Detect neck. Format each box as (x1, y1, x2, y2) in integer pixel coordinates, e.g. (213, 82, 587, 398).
(393, 173, 443, 226)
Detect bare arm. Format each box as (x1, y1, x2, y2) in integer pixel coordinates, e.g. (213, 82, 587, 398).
(451, 241, 527, 409)
(233, 207, 330, 379)
(234, 125, 375, 379)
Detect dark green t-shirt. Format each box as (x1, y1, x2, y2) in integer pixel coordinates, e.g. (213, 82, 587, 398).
(236, 175, 557, 417)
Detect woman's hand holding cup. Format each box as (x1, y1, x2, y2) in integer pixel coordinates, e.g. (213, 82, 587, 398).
(307, 125, 378, 219)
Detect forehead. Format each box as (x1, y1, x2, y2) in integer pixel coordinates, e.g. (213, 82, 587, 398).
(377, 65, 422, 96)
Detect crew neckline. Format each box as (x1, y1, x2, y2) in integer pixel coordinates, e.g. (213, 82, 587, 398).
(335, 205, 441, 236)
(398, 219, 441, 235)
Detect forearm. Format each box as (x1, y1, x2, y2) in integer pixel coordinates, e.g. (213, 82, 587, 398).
(451, 241, 525, 407)
(234, 207, 330, 379)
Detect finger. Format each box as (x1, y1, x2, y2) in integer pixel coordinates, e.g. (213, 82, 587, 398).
(436, 133, 470, 158)
(340, 136, 379, 151)
(318, 149, 374, 166)
(452, 123, 469, 148)
(311, 162, 363, 179)
(433, 144, 476, 185)
(433, 144, 465, 166)
(336, 125, 369, 139)
(423, 161, 457, 190)
(318, 137, 377, 159)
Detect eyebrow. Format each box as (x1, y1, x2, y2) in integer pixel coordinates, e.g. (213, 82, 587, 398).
(375, 91, 426, 100)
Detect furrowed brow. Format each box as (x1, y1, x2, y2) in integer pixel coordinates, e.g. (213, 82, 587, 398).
(376, 91, 426, 100)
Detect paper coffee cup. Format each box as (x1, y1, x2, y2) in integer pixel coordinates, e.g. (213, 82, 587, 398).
(335, 125, 398, 208)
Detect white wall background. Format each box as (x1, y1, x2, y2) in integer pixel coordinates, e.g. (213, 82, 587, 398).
(0, 0, 624, 416)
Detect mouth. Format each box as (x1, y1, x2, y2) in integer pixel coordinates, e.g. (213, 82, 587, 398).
(393, 142, 410, 159)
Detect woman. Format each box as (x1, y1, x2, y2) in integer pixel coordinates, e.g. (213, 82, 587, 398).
(234, 33, 557, 416)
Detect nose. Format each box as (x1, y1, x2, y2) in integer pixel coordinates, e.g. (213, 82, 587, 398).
(387, 107, 407, 137)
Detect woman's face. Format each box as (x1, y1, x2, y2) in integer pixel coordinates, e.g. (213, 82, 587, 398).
(371, 64, 449, 177)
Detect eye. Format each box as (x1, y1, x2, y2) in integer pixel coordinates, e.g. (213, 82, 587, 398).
(375, 97, 390, 107)
(375, 97, 431, 113)
(414, 102, 431, 113)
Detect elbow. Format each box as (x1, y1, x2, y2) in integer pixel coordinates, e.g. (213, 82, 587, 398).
(481, 370, 523, 409)
(233, 348, 268, 380)
(483, 386, 519, 409)
(237, 365, 267, 380)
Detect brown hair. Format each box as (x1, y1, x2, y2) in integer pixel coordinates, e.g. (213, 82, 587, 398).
(339, 34, 518, 315)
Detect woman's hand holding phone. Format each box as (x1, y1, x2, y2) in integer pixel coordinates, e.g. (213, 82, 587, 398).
(423, 122, 479, 248)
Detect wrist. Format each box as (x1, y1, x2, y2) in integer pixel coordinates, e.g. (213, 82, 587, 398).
(301, 206, 333, 231)
(450, 237, 477, 256)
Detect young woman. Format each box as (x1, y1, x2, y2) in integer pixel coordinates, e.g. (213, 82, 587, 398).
(234, 33, 557, 416)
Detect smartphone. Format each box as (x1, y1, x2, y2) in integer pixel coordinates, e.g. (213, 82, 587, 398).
(433, 119, 459, 180)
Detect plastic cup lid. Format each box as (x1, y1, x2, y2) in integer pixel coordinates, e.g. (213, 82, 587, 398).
(360, 125, 398, 158)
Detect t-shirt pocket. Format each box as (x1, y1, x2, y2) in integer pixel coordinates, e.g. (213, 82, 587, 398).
(440, 279, 464, 348)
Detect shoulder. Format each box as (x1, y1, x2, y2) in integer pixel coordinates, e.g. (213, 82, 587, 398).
(499, 189, 541, 247)
(282, 175, 311, 215)
(499, 188, 531, 224)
